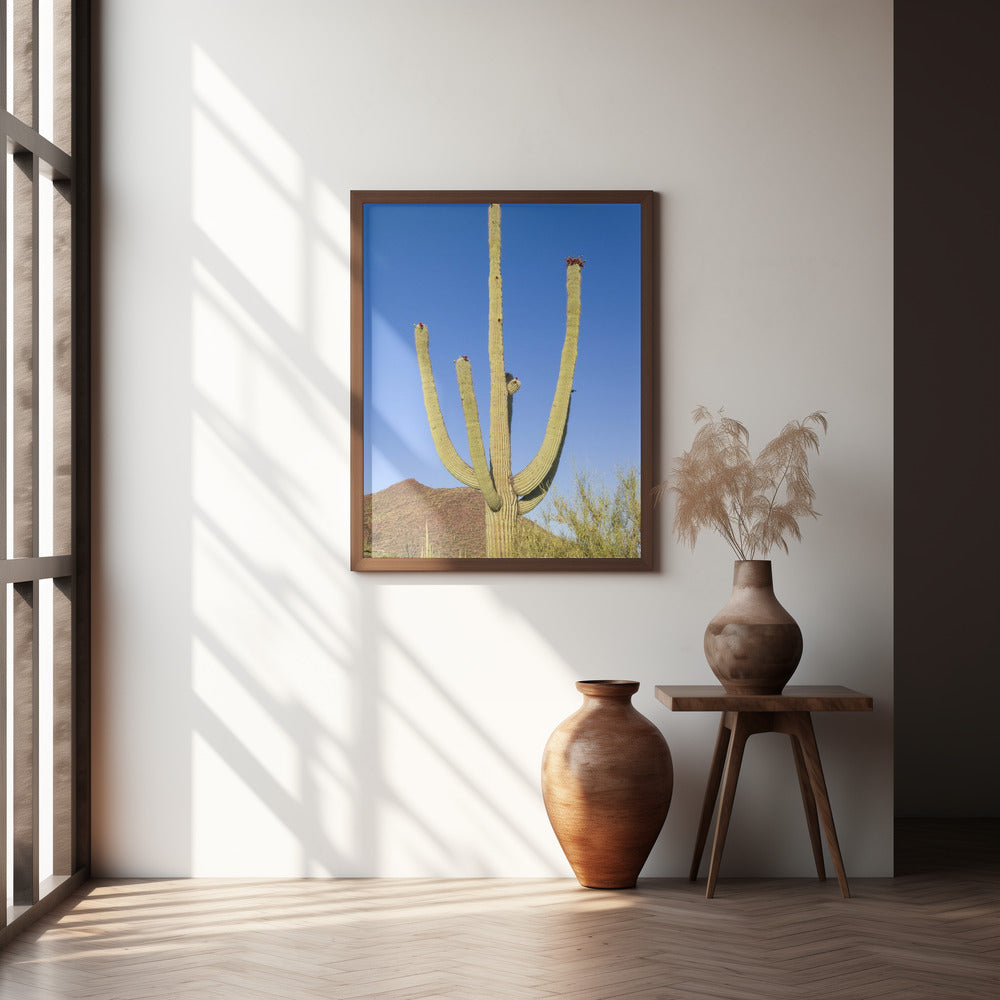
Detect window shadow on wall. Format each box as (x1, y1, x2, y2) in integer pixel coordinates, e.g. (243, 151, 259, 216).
(188, 45, 560, 876)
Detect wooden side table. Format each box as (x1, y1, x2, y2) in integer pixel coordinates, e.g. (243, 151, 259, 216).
(655, 685, 873, 899)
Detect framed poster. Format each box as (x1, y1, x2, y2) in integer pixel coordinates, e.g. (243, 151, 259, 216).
(350, 190, 656, 571)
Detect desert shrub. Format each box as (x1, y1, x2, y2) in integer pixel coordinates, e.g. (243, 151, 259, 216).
(514, 465, 640, 559)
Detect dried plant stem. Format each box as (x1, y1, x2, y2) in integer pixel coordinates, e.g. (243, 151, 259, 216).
(663, 407, 827, 559)
(718, 515, 746, 561)
(749, 463, 791, 559)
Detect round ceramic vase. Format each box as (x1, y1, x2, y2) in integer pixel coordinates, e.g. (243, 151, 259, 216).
(541, 680, 673, 889)
(704, 560, 803, 695)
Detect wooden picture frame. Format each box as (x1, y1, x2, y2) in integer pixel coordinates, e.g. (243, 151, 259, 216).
(350, 190, 656, 572)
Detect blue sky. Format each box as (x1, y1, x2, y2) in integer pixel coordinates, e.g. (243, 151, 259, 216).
(363, 200, 643, 514)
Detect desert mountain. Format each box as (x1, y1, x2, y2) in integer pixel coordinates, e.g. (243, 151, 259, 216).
(363, 479, 488, 558)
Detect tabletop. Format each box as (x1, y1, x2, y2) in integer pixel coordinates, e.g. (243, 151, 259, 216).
(654, 685, 874, 713)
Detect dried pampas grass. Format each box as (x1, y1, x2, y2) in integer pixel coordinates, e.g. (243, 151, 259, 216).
(658, 407, 828, 560)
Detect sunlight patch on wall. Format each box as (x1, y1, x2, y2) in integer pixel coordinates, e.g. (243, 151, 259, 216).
(192, 45, 302, 195)
(308, 177, 351, 376)
(191, 728, 301, 877)
(189, 47, 357, 872)
(191, 275, 345, 588)
(192, 49, 304, 330)
(190, 504, 357, 874)
(374, 594, 566, 876)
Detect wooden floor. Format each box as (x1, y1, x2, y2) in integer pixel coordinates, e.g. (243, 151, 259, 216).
(1, 820, 997, 999)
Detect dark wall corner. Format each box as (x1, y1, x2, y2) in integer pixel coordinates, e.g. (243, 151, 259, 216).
(894, 0, 1000, 816)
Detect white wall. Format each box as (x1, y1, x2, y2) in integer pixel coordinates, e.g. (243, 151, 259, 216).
(95, 0, 893, 877)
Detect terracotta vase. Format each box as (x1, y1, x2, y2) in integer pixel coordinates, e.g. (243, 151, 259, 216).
(704, 560, 803, 695)
(541, 680, 673, 889)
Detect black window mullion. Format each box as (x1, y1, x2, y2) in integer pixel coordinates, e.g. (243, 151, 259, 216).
(12, 578, 38, 906)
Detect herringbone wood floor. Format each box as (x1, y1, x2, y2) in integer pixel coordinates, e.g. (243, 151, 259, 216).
(1, 820, 997, 999)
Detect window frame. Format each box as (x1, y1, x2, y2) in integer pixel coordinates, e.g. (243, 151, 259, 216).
(0, 0, 91, 946)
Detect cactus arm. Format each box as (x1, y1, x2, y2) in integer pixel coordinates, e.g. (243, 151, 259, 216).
(413, 322, 478, 487)
(511, 260, 583, 497)
(516, 491, 546, 516)
(516, 480, 552, 516)
(517, 399, 572, 515)
(455, 357, 502, 512)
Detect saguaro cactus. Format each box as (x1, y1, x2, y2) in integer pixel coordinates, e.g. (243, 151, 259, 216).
(414, 203, 583, 557)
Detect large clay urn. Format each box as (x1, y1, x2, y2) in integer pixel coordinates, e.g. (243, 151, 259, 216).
(704, 560, 803, 695)
(541, 680, 673, 889)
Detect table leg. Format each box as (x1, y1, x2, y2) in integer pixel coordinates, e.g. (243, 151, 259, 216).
(790, 733, 826, 881)
(789, 712, 851, 898)
(706, 712, 753, 899)
(689, 714, 731, 881)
